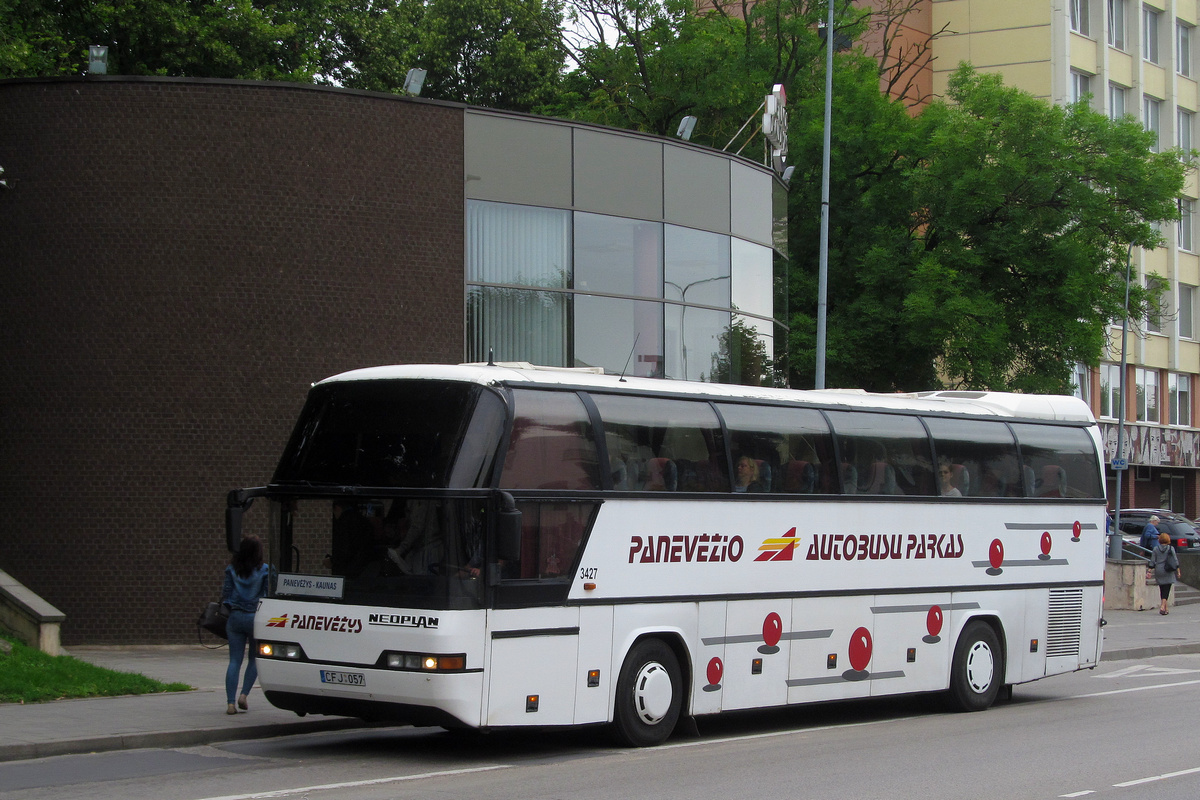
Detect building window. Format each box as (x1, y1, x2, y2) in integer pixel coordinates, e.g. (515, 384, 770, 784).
(1179, 109, 1194, 153)
(1109, 83, 1127, 119)
(1180, 284, 1195, 339)
(1146, 276, 1165, 333)
(1108, 0, 1127, 50)
(1071, 70, 1092, 104)
(1135, 366, 1160, 422)
(1072, 363, 1091, 404)
(1169, 373, 1192, 426)
(1180, 198, 1194, 250)
(1071, 0, 1091, 35)
(1144, 6, 1161, 62)
(1144, 96, 1161, 150)
(465, 201, 572, 367)
(1179, 21, 1193, 77)
(1100, 363, 1123, 419)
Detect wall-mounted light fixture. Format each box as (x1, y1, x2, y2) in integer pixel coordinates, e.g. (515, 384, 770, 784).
(676, 115, 697, 141)
(88, 45, 109, 75)
(403, 68, 427, 96)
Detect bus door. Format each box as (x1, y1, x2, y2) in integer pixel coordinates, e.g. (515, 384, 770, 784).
(485, 499, 598, 727)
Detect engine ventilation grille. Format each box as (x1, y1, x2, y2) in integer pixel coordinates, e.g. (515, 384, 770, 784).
(1046, 588, 1084, 657)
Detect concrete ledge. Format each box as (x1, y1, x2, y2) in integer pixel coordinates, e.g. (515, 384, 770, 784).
(1104, 559, 1166, 611)
(0, 568, 66, 656)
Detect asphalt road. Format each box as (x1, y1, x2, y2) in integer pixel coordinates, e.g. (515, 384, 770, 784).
(4, 653, 1200, 800)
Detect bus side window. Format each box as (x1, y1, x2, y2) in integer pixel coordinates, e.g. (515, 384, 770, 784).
(1009, 423, 1103, 499)
(591, 394, 727, 493)
(499, 390, 600, 491)
(716, 404, 835, 495)
(925, 418, 1020, 499)
(826, 412, 934, 496)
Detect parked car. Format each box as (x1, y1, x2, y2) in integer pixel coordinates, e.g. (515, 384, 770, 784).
(1115, 509, 1200, 551)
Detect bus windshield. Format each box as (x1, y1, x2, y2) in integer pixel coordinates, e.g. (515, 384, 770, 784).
(266, 495, 491, 610)
(259, 379, 509, 609)
(273, 379, 503, 489)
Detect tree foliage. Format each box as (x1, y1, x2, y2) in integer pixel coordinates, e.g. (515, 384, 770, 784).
(788, 64, 1189, 393)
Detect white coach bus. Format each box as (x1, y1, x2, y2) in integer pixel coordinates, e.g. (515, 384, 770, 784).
(226, 363, 1107, 746)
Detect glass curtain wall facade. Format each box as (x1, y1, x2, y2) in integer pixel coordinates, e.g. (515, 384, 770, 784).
(463, 111, 787, 385)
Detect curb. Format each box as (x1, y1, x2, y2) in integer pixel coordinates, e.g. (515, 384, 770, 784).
(0, 717, 369, 763)
(1102, 642, 1200, 662)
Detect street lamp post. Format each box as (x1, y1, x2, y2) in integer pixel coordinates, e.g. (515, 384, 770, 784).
(1109, 243, 1134, 560)
(815, 0, 835, 390)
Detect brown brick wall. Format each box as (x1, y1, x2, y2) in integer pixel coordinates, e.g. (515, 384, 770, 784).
(0, 78, 464, 643)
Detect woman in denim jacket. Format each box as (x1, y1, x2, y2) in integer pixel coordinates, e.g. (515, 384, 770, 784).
(221, 535, 270, 714)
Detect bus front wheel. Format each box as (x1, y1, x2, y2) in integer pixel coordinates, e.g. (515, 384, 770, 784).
(948, 620, 1003, 712)
(612, 638, 682, 747)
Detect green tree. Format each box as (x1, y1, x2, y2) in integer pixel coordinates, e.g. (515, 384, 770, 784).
(788, 65, 1190, 394)
(1, 0, 333, 80)
(0, 0, 75, 76)
(412, 0, 566, 110)
(554, 0, 863, 146)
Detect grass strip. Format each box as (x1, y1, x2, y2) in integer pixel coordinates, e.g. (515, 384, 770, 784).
(0, 632, 192, 703)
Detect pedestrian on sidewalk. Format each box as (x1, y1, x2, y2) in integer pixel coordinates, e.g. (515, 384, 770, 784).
(1140, 515, 1161, 552)
(1150, 531, 1182, 615)
(221, 534, 270, 715)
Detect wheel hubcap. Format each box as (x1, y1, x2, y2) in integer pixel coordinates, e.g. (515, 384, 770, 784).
(964, 640, 994, 693)
(633, 661, 673, 725)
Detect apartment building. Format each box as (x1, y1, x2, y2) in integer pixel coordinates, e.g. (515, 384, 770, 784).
(913, 0, 1200, 515)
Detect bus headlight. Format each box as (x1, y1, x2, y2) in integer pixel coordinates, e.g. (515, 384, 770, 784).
(259, 641, 304, 659)
(381, 651, 466, 671)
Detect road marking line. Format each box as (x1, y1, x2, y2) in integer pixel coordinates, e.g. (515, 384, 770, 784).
(1058, 791, 1095, 797)
(657, 715, 922, 750)
(1096, 664, 1200, 679)
(189, 764, 510, 800)
(1113, 765, 1200, 788)
(1074, 677, 1200, 699)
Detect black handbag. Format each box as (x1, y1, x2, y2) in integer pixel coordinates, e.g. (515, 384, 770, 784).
(199, 601, 230, 639)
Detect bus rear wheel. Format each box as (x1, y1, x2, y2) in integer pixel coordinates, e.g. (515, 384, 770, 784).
(948, 620, 1003, 712)
(612, 639, 682, 747)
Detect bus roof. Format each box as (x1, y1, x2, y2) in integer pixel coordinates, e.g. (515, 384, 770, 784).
(316, 363, 1096, 424)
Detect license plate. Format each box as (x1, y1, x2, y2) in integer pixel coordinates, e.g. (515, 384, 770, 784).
(320, 669, 365, 686)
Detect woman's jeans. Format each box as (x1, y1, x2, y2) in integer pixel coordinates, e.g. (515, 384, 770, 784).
(226, 609, 258, 704)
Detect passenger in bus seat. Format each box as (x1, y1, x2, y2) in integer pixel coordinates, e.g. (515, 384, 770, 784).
(755, 459, 773, 492)
(645, 457, 677, 491)
(939, 462, 963, 497)
(784, 460, 816, 493)
(734, 456, 766, 493)
(839, 454, 858, 494)
(1039, 465, 1065, 497)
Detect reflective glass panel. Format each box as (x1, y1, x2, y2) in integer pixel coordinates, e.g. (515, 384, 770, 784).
(664, 305, 728, 382)
(574, 212, 663, 298)
(574, 295, 663, 378)
(466, 286, 569, 367)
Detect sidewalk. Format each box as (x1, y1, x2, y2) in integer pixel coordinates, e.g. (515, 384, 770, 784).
(2, 603, 1199, 763)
